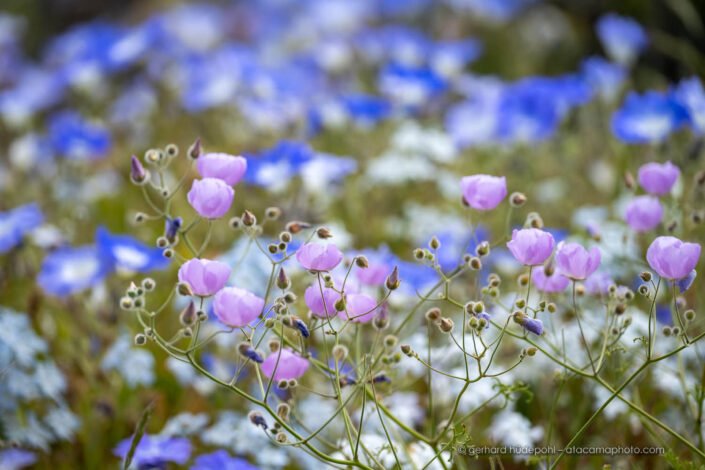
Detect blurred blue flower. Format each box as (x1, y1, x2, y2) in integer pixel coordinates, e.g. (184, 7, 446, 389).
(245, 141, 314, 191)
(611, 91, 688, 144)
(48, 111, 112, 160)
(8, 133, 55, 171)
(101, 333, 155, 387)
(596, 13, 648, 66)
(0, 203, 43, 253)
(444, 0, 534, 22)
(430, 39, 482, 77)
(378, 63, 446, 109)
(341, 93, 392, 126)
(581, 56, 626, 102)
(191, 450, 259, 470)
(96, 227, 170, 273)
(357, 26, 429, 66)
(496, 79, 561, 143)
(0, 68, 66, 126)
(674, 77, 705, 134)
(656, 304, 673, 326)
(37, 245, 113, 297)
(114, 435, 191, 469)
(0, 449, 36, 470)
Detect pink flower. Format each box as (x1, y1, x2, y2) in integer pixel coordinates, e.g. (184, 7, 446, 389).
(555, 242, 601, 280)
(213, 286, 264, 327)
(345, 293, 378, 323)
(646, 236, 701, 280)
(261, 348, 309, 381)
(624, 195, 662, 232)
(296, 243, 343, 272)
(507, 228, 555, 266)
(460, 175, 507, 211)
(532, 268, 570, 293)
(637, 161, 680, 195)
(196, 153, 247, 186)
(178, 259, 231, 296)
(187, 178, 234, 219)
(304, 284, 340, 318)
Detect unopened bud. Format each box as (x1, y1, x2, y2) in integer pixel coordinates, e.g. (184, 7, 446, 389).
(179, 301, 198, 326)
(187, 137, 202, 160)
(177, 282, 193, 296)
(317, 227, 333, 239)
(130, 155, 149, 185)
(640, 271, 652, 282)
(429, 236, 440, 250)
(332, 344, 348, 361)
(624, 171, 635, 189)
(286, 221, 311, 234)
(425, 308, 441, 322)
(242, 210, 256, 227)
(476, 241, 490, 257)
(438, 317, 454, 333)
(469, 257, 482, 270)
(277, 268, 290, 290)
(355, 256, 369, 269)
(510, 192, 527, 207)
(134, 334, 147, 346)
(400, 344, 413, 356)
(385, 266, 400, 290)
(265, 207, 281, 220)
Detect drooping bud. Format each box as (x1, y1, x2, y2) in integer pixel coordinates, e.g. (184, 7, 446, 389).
(187, 137, 202, 160)
(179, 301, 198, 326)
(400, 344, 413, 356)
(248, 411, 267, 429)
(385, 266, 400, 290)
(355, 256, 369, 269)
(438, 317, 454, 333)
(292, 316, 310, 338)
(164, 217, 182, 244)
(130, 155, 149, 185)
(238, 343, 264, 363)
(317, 227, 333, 239)
(510, 192, 527, 207)
(286, 221, 311, 234)
(177, 282, 194, 296)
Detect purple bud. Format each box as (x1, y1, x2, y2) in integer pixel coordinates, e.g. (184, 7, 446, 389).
(187, 178, 234, 219)
(385, 266, 400, 290)
(637, 161, 680, 195)
(507, 228, 555, 266)
(130, 155, 148, 184)
(372, 374, 391, 384)
(460, 174, 507, 211)
(196, 153, 248, 186)
(165, 217, 183, 243)
(293, 317, 310, 338)
(646, 236, 701, 280)
(624, 195, 663, 232)
(296, 243, 343, 272)
(522, 317, 544, 335)
(555, 242, 601, 280)
(239, 343, 264, 363)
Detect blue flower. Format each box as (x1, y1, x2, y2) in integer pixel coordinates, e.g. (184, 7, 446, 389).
(674, 77, 705, 134)
(191, 450, 259, 470)
(245, 141, 314, 190)
(656, 305, 673, 326)
(596, 13, 648, 66)
(430, 39, 482, 77)
(96, 227, 170, 273)
(677, 270, 697, 293)
(378, 63, 446, 109)
(0, 203, 43, 253)
(114, 435, 191, 469)
(0, 68, 66, 126)
(496, 79, 561, 143)
(341, 93, 391, 126)
(580, 56, 626, 101)
(37, 245, 113, 297)
(48, 111, 112, 160)
(0, 449, 36, 470)
(444, 0, 534, 22)
(611, 91, 688, 144)
(102, 333, 155, 387)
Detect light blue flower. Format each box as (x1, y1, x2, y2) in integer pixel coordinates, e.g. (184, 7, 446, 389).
(611, 91, 688, 144)
(37, 245, 113, 297)
(101, 333, 155, 387)
(0, 203, 43, 253)
(191, 450, 259, 470)
(0, 449, 37, 470)
(378, 63, 446, 109)
(113, 434, 191, 469)
(430, 39, 482, 77)
(245, 141, 314, 191)
(0, 67, 66, 126)
(674, 77, 705, 134)
(596, 13, 648, 66)
(581, 56, 626, 101)
(96, 227, 170, 274)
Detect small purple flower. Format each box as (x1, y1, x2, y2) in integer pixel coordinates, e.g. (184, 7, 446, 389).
(646, 236, 701, 280)
(191, 450, 259, 470)
(213, 286, 264, 327)
(637, 161, 680, 195)
(0, 203, 43, 253)
(555, 242, 601, 280)
(165, 216, 183, 243)
(345, 293, 379, 323)
(677, 270, 697, 293)
(187, 178, 234, 219)
(0, 449, 37, 470)
(178, 258, 231, 296)
(238, 343, 264, 363)
(261, 348, 309, 381)
(460, 174, 507, 211)
(114, 435, 191, 469)
(514, 312, 543, 335)
(196, 153, 248, 186)
(304, 284, 341, 318)
(296, 243, 343, 272)
(624, 195, 663, 232)
(532, 268, 570, 293)
(507, 228, 555, 266)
